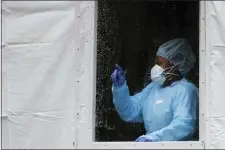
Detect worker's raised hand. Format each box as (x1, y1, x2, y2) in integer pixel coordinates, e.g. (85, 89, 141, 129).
(111, 64, 126, 87)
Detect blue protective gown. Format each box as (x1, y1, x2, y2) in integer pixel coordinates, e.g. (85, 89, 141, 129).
(112, 78, 198, 141)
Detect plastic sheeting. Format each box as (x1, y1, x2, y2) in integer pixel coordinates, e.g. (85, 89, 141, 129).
(1, 1, 95, 149)
(206, 1, 225, 149)
(1, 1, 225, 149)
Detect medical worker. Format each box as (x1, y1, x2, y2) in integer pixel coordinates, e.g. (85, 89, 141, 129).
(111, 38, 198, 142)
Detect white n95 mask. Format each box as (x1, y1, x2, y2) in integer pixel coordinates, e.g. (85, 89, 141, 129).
(151, 64, 166, 85)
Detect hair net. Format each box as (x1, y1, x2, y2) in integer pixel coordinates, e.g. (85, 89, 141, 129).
(156, 38, 196, 76)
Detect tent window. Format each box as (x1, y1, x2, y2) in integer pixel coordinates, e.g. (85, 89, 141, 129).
(96, 0, 199, 142)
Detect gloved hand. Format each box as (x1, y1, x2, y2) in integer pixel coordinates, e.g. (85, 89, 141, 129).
(111, 64, 126, 87)
(135, 136, 152, 142)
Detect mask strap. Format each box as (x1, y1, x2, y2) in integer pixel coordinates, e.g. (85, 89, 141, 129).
(164, 58, 186, 75)
(165, 72, 180, 77)
(164, 65, 174, 72)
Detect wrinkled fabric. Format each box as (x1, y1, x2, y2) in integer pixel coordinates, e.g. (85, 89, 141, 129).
(2, 1, 95, 149)
(156, 38, 196, 76)
(135, 136, 152, 142)
(112, 78, 198, 141)
(206, 2, 225, 149)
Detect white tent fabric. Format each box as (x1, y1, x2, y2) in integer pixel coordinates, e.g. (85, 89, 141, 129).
(206, 1, 225, 149)
(1, 1, 225, 149)
(1, 1, 95, 149)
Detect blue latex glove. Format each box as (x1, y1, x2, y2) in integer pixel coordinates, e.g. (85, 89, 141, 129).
(135, 136, 152, 142)
(111, 64, 125, 87)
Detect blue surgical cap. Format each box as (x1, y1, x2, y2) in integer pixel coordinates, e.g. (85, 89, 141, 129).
(156, 38, 196, 76)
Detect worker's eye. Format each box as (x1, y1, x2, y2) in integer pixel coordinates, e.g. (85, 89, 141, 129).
(155, 59, 160, 65)
(157, 61, 162, 66)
